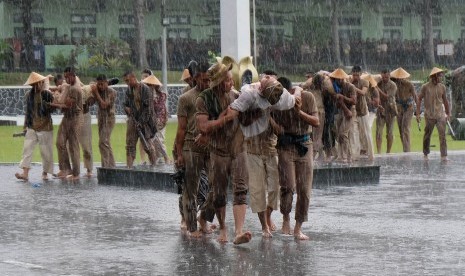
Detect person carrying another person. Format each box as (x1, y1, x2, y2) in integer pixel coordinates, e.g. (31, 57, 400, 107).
(195, 61, 251, 245)
(272, 76, 319, 240)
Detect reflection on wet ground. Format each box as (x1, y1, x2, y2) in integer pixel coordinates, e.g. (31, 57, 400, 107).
(1, 151, 464, 275)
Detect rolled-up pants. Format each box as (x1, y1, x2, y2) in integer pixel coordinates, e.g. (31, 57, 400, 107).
(19, 128, 54, 174)
(209, 151, 248, 208)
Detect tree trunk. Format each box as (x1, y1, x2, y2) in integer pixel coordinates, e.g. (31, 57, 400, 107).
(423, 0, 435, 67)
(330, 0, 342, 66)
(134, 0, 148, 69)
(20, 0, 34, 71)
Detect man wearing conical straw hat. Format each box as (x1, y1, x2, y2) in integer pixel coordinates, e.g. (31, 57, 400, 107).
(375, 69, 398, 154)
(328, 68, 357, 163)
(15, 72, 55, 181)
(196, 61, 251, 245)
(390, 67, 417, 152)
(416, 67, 451, 162)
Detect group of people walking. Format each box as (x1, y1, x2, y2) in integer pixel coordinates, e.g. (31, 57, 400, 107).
(15, 67, 169, 181)
(14, 58, 451, 245)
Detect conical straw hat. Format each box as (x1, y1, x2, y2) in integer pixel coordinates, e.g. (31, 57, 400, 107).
(238, 56, 259, 89)
(390, 67, 410, 79)
(24, 72, 47, 86)
(361, 73, 378, 87)
(142, 75, 162, 86)
(429, 67, 444, 77)
(329, 68, 349, 80)
(180, 69, 191, 81)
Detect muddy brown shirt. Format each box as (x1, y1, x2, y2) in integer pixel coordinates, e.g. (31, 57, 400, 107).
(352, 78, 369, 116)
(63, 83, 83, 118)
(177, 86, 208, 153)
(97, 87, 116, 121)
(271, 90, 318, 136)
(419, 81, 447, 120)
(195, 88, 245, 156)
(377, 79, 397, 114)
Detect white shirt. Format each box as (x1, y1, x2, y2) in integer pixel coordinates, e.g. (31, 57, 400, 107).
(230, 83, 295, 138)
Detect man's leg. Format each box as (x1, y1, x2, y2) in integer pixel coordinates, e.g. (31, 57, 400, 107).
(37, 130, 54, 176)
(278, 149, 295, 235)
(232, 152, 251, 244)
(436, 118, 448, 159)
(79, 112, 93, 176)
(294, 143, 313, 240)
(68, 116, 82, 178)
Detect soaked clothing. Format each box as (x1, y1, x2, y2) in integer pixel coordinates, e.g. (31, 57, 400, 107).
(124, 83, 157, 162)
(271, 91, 318, 223)
(309, 87, 325, 154)
(352, 78, 371, 159)
(177, 86, 214, 231)
(333, 81, 357, 160)
(96, 87, 116, 168)
(376, 80, 398, 148)
(395, 79, 416, 152)
(196, 88, 247, 207)
(20, 89, 54, 173)
(56, 83, 83, 177)
(419, 81, 448, 157)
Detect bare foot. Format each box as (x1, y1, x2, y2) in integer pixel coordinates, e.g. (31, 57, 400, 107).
(281, 220, 292, 235)
(15, 173, 28, 181)
(262, 229, 273, 238)
(233, 231, 252, 245)
(54, 170, 69, 178)
(180, 218, 187, 231)
(294, 230, 310, 241)
(86, 171, 93, 178)
(441, 157, 449, 163)
(42, 172, 49, 180)
(217, 228, 229, 243)
(66, 174, 80, 180)
(199, 220, 214, 234)
(189, 230, 203, 238)
(267, 219, 277, 232)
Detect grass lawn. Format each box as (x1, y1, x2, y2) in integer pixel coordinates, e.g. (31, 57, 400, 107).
(0, 119, 463, 164)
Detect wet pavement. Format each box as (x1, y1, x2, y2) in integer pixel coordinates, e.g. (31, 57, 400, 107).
(1, 151, 465, 275)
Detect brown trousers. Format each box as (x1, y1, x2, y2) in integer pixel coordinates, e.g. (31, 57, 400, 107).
(57, 115, 82, 176)
(396, 104, 414, 152)
(278, 143, 313, 223)
(79, 112, 93, 172)
(209, 151, 248, 208)
(181, 150, 214, 232)
(423, 118, 447, 157)
(335, 113, 354, 160)
(98, 116, 115, 168)
(126, 119, 157, 165)
(376, 111, 396, 143)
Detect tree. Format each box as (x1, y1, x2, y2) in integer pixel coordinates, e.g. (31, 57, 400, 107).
(330, 0, 342, 66)
(134, 0, 148, 69)
(402, 0, 441, 67)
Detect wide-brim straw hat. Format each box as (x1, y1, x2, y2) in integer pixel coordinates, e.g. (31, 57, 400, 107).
(238, 56, 259, 90)
(180, 69, 191, 81)
(24, 72, 47, 86)
(217, 56, 240, 89)
(329, 68, 349, 80)
(208, 62, 232, 88)
(361, 73, 378, 87)
(390, 67, 410, 79)
(142, 75, 162, 86)
(429, 67, 444, 77)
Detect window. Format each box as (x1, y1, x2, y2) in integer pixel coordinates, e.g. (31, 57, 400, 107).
(71, 14, 96, 24)
(71, 27, 96, 44)
(166, 15, 191, 25)
(13, 13, 43, 24)
(383, 30, 402, 41)
(34, 28, 57, 45)
(383, 17, 402, 27)
(339, 30, 362, 41)
(119, 28, 136, 43)
(338, 17, 361, 26)
(168, 28, 191, 39)
(119, 14, 135, 25)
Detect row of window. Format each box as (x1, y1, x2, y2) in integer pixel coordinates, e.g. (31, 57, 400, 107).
(12, 13, 191, 26)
